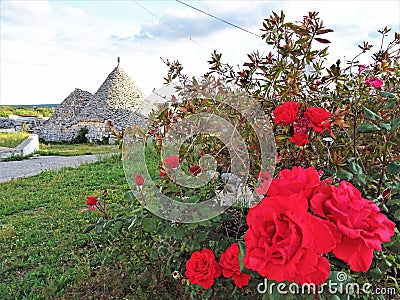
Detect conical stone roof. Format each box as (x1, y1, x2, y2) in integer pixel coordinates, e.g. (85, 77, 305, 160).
(72, 62, 153, 129)
(43, 88, 93, 127)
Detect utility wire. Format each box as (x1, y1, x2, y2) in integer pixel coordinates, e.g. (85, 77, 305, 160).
(175, 0, 261, 38)
(132, 0, 206, 49)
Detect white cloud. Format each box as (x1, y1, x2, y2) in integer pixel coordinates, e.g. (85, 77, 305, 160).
(1, 0, 399, 105)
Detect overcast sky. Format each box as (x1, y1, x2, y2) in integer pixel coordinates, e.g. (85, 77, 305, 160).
(1, 0, 399, 105)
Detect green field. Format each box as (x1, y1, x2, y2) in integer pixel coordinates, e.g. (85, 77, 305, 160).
(0, 105, 54, 118)
(0, 132, 30, 148)
(0, 155, 136, 299)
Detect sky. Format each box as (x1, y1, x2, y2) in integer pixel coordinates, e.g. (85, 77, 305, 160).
(1, 0, 399, 105)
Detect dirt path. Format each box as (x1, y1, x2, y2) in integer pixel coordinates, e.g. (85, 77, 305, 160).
(0, 155, 104, 183)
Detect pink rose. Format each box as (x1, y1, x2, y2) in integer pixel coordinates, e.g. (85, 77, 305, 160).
(365, 77, 383, 89)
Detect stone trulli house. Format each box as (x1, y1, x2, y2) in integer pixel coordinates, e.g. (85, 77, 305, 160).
(39, 59, 154, 142)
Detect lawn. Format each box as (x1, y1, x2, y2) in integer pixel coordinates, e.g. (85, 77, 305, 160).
(36, 143, 120, 156)
(0, 132, 30, 148)
(0, 155, 137, 299)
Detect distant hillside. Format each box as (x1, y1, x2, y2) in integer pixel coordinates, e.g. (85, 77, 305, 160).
(0, 105, 57, 117)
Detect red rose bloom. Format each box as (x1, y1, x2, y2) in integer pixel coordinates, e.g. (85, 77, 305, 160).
(219, 243, 251, 288)
(244, 194, 337, 284)
(273, 101, 300, 125)
(189, 164, 202, 175)
(365, 77, 383, 89)
(267, 166, 328, 200)
(310, 181, 395, 272)
(290, 132, 309, 146)
(86, 196, 98, 211)
(164, 155, 180, 169)
(185, 248, 221, 289)
(134, 174, 144, 186)
(305, 107, 331, 132)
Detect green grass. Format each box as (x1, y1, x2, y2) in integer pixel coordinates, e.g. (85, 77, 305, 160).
(0, 155, 133, 299)
(36, 143, 120, 156)
(0, 105, 54, 118)
(0, 132, 30, 148)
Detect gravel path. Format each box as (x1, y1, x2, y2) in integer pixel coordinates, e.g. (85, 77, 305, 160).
(0, 155, 104, 183)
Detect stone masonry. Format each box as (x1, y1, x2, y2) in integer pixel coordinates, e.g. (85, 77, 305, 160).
(38, 59, 154, 142)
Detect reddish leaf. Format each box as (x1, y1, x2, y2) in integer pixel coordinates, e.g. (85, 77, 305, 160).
(316, 29, 334, 35)
(315, 38, 331, 44)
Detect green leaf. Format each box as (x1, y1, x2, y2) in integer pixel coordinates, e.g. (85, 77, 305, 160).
(82, 224, 95, 233)
(337, 169, 353, 181)
(369, 268, 383, 279)
(349, 162, 363, 175)
(379, 123, 391, 131)
(96, 224, 103, 234)
(386, 161, 400, 175)
(390, 118, 400, 132)
(124, 191, 134, 201)
(238, 241, 246, 272)
(175, 227, 186, 239)
(379, 91, 398, 99)
(353, 175, 367, 187)
(384, 100, 397, 109)
(194, 231, 207, 243)
(356, 122, 380, 133)
(394, 209, 400, 221)
(362, 106, 382, 121)
(142, 218, 158, 232)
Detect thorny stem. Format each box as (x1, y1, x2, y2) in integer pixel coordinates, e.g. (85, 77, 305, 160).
(377, 133, 391, 197)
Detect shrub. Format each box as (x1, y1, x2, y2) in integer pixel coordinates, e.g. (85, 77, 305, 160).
(72, 126, 89, 144)
(83, 11, 399, 300)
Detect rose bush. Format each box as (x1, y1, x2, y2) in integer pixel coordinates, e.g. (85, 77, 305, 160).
(83, 11, 399, 300)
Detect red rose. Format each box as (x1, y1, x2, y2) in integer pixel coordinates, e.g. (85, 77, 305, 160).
(219, 243, 251, 288)
(365, 77, 383, 89)
(189, 164, 202, 175)
(185, 248, 221, 289)
(244, 194, 337, 284)
(290, 132, 309, 146)
(86, 196, 98, 210)
(273, 101, 300, 125)
(305, 107, 331, 132)
(267, 166, 328, 200)
(159, 169, 167, 177)
(134, 174, 144, 186)
(310, 181, 395, 272)
(164, 155, 180, 169)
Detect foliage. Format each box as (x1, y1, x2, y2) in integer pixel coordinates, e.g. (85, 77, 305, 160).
(72, 126, 89, 144)
(80, 11, 400, 299)
(0, 132, 30, 148)
(0, 105, 54, 118)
